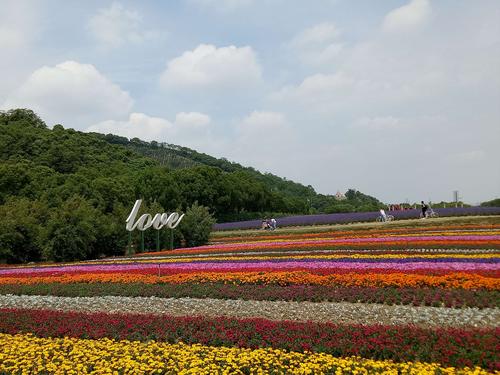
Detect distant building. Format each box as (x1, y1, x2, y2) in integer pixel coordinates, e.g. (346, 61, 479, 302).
(334, 191, 347, 200)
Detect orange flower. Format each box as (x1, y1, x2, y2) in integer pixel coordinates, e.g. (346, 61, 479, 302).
(0, 271, 497, 289)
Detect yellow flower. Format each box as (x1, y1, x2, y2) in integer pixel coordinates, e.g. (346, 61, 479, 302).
(0, 333, 495, 374)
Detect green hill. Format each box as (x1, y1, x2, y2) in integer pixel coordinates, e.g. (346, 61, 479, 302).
(0, 108, 383, 263)
(95, 133, 384, 219)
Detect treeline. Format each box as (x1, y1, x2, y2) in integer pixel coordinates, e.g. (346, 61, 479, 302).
(480, 198, 500, 207)
(0, 109, 384, 263)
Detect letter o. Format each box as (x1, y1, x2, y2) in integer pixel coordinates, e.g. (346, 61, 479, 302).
(136, 214, 153, 231)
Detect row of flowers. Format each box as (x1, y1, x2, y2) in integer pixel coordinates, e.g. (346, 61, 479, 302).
(1, 271, 497, 289)
(0, 309, 498, 369)
(5, 251, 500, 267)
(198, 235, 500, 249)
(2, 295, 497, 328)
(103, 251, 500, 264)
(1, 259, 498, 278)
(212, 230, 500, 245)
(0, 282, 497, 308)
(210, 232, 500, 247)
(143, 237, 500, 256)
(211, 223, 500, 242)
(2, 249, 497, 271)
(6, 268, 499, 278)
(1, 332, 492, 375)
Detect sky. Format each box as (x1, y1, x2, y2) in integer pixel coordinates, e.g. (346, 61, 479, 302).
(1, 0, 499, 205)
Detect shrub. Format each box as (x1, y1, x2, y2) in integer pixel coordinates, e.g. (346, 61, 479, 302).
(178, 202, 216, 247)
(42, 196, 99, 262)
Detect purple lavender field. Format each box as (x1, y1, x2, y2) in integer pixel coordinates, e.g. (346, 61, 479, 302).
(214, 207, 500, 231)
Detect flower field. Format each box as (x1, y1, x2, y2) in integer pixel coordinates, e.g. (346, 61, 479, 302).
(0, 219, 499, 374)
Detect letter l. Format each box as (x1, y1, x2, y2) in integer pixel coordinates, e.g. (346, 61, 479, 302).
(126, 199, 142, 231)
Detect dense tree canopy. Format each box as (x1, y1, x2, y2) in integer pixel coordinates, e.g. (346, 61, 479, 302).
(481, 198, 500, 207)
(0, 109, 384, 263)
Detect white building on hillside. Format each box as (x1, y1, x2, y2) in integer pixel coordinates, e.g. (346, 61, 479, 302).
(334, 191, 347, 200)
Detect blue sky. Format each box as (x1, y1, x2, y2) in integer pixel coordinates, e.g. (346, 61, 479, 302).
(1, 0, 499, 204)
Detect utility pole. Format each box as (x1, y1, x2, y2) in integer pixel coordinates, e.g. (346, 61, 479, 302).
(453, 190, 459, 208)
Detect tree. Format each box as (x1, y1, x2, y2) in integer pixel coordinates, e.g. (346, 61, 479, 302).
(0, 198, 46, 263)
(92, 177, 135, 214)
(0, 108, 46, 129)
(93, 203, 130, 258)
(0, 163, 32, 204)
(173, 166, 221, 210)
(178, 202, 216, 247)
(135, 167, 181, 211)
(42, 196, 99, 262)
(481, 198, 500, 207)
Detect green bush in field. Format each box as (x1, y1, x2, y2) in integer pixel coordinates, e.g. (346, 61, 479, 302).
(178, 202, 216, 247)
(42, 196, 99, 262)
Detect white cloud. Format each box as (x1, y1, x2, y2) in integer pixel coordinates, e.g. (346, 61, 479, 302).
(238, 110, 288, 134)
(287, 22, 343, 65)
(278, 72, 355, 96)
(187, 0, 253, 12)
(160, 44, 262, 90)
(354, 116, 407, 131)
(290, 22, 340, 48)
(88, 2, 163, 48)
(0, 1, 37, 49)
(88, 113, 173, 141)
(383, 0, 431, 33)
(175, 112, 211, 128)
(88, 111, 213, 147)
(0, 1, 42, 99)
(2, 61, 133, 128)
(225, 111, 299, 173)
(270, 72, 361, 114)
(446, 150, 486, 164)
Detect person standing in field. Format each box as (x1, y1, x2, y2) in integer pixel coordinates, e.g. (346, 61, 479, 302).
(261, 219, 269, 230)
(421, 201, 428, 218)
(271, 218, 277, 230)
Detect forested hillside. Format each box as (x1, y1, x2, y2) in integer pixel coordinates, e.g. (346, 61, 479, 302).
(0, 109, 383, 263)
(95, 133, 318, 204)
(96, 133, 384, 217)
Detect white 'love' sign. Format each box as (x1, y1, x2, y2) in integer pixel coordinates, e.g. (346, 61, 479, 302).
(126, 199, 184, 231)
